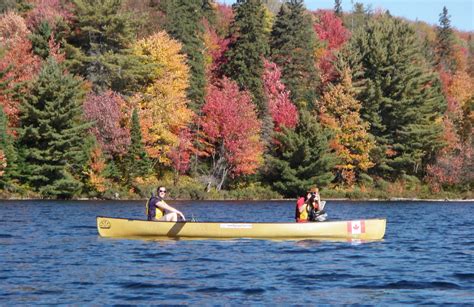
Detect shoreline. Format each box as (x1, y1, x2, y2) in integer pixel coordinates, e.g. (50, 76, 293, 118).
(1, 197, 473, 202)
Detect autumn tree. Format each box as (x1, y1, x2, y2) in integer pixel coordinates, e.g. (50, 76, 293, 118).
(25, 0, 74, 30)
(17, 58, 91, 198)
(132, 31, 194, 169)
(313, 9, 350, 84)
(200, 77, 263, 191)
(223, 0, 269, 114)
(83, 90, 130, 157)
(168, 126, 194, 184)
(270, 0, 319, 110)
(349, 15, 446, 179)
(265, 110, 336, 197)
(262, 59, 298, 132)
(319, 68, 374, 186)
(426, 117, 472, 192)
(0, 11, 41, 129)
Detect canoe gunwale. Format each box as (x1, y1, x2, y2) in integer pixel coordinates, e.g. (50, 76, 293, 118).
(96, 215, 386, 225)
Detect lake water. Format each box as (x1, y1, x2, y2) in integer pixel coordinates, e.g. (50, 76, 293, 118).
(1, 200, 473, 304)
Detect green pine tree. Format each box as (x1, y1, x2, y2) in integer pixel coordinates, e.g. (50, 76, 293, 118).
(270, 0, 319, 110)
(223, 0, 269, 114)
(17, 58, 91, 198)
(345, 2, 370, 31)
(0, 67, 15, 188)
(0, 104, 17, 190)
(0, 0, 31, 13)
(163, 0, 207, 112)
(124, 108, 151, 185)
(334, 0, 342, 17)
(435, 6, 456, 72)
(29, 21, 53, 60)
(65, 0, 153, 95)
(349, 15, 447, 180)
(265, 110, 336, 197)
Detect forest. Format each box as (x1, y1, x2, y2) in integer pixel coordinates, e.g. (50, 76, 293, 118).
(0, 0, 472, 200)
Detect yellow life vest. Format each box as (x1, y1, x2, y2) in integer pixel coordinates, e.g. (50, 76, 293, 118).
(299, 204, 309, 220)
(146, 197, 165, 220)
(154, 201, 164, 219)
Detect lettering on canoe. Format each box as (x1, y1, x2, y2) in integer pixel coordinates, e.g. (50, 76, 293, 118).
(99, 219, 111, 229)
(220, 223, 253, 229)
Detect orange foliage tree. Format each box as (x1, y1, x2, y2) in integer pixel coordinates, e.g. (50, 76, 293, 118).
(86, 145, 107, 194)
(0, 12, 42, 131)
(200, 77, 263, 191)
(132, 31, 194, 168)
(319, 69, 375, 186)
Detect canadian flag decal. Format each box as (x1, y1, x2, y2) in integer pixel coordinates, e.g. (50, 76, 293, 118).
(347, 220, 365, 234)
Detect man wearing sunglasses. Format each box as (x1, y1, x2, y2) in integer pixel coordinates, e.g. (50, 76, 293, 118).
(146, 186, 186, 222)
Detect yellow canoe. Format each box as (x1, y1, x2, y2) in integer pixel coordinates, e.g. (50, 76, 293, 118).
(97, 217, 386, 240)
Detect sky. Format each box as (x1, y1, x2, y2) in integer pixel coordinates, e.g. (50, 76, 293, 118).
(219, 0, 474, 32)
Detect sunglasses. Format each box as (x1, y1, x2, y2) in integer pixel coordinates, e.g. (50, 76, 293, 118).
(159, 190, 167, 193)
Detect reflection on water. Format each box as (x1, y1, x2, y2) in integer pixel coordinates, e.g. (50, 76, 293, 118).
(0, 200, 473, 305)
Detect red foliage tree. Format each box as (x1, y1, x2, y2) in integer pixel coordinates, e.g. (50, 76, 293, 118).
(215, 3, 234, 34)
(200, 77, 263, 190)
(262, 59, 298, 131)
(0, 12, 42, 131)
(26, 0, 74, 30)
(203, 19, 231, 83)
(83, 90, 130, 157)
(425, 117, 467, 191)
(168, 126, 194, 182)
(313, 10, 350, 84)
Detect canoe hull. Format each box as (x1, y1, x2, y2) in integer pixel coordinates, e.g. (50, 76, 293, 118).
(97, 217, 386, 240)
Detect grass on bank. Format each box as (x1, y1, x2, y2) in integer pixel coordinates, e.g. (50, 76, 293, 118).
(1, 174, 471, 200)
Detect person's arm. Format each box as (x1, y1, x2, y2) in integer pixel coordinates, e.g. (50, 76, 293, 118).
(157, 201, 185, 220)
(297, 197, 306, 213)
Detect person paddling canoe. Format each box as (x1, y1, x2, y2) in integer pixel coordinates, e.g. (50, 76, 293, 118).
(295, 186, 327, 222)
(146, 186, 185, 222)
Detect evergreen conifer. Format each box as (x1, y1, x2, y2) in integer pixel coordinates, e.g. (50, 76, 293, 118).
(17, 58, 91, 198)
(334, 0, 342, 17)
(270, 0, 319, 110)
(349, 15, 446, 179)
(124, 108, 151, 185)
(266, 110, 336, 197)
(29, 21, 53, 60)
(435, 6, 456, 72)
(65, 0, 152, 95)
(223, 0, 269, 114)
(0, 105, 17, 189)
(164, 0, 207, 111)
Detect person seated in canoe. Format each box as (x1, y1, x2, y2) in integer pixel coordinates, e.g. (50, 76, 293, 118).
(295, 186, 328, 223)
(146, 186, 185, 222)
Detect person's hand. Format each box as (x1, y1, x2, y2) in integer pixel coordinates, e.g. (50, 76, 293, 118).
(178, 212, 186, 221)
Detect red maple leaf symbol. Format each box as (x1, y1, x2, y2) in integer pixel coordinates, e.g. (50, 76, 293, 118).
(353, 224, 359, 230)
